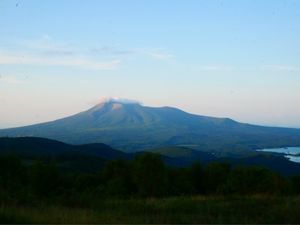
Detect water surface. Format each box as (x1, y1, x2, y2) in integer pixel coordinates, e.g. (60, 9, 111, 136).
(257, 147, 300, 163)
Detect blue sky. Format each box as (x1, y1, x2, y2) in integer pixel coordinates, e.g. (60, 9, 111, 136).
(0, 0, 300, 128)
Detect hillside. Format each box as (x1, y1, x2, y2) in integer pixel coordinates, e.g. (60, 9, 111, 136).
(0, 137, 130, 173)
(2, 137, 300, 175)
(1, 100, 300, 155)
(147, 146, 216, 163)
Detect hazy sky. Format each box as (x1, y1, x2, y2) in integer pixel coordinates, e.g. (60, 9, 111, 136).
(0, 0, 300, 128)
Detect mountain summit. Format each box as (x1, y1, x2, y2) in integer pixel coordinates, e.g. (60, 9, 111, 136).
(95, 97, 142, 105)
(1, 101, 300, 154)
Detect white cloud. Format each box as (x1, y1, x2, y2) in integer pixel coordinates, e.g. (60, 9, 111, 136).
(90, 97, 142, 106)
(1, 35, 177, 70)
(20, 34, 76, 56)
(0, 75, 26, 85)
(0, 35, 122, 70)
(197, 65, 234, 71)
(89, 46, 132, 55)
(262, 65, 298, 72)
(99, 97, 142, 105)
(142, 48, 174, 60)
(0, 50, 121, 70)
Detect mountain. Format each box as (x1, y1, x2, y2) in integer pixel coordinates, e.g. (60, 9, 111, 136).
(0, 137, 131, 173)
(0, 137, 207, 173)
(1, 99, 300, 155)
(147, 146, 217, 163)
(0, 136, 129, 160)
(147, 146, 300, 176)
(2, 137, 300, 176)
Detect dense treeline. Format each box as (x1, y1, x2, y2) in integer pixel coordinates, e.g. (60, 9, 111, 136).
(1, 153, 300, 207)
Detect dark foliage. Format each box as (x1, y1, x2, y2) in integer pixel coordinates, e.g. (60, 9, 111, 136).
(1, 152, 300, 209)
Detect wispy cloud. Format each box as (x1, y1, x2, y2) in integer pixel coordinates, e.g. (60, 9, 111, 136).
(262, 65, 299, 72)
(89, 46, 132, 55)
(1, 35, 177, 69)
(0, 75, 26, 85)
(19, 35, 77, 57)
(142, 48, 174, 60)
(197, 65, 234, 71)
(0, 50, 121, 70)
(96, 97, 142, 105)
(1, 35, 122, 70)
(21, 35, 132, 57)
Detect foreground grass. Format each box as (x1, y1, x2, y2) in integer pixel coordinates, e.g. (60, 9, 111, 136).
(1, 196, 300, 224)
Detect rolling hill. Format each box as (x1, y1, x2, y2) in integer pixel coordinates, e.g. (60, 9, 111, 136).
(0, 136, 128, 160)
(2, 137, 300, 175)
(1, 99, 300, 155)
(0, 137, 212, 172)
(0, 136, 131, 173)
(147, 146, 216, 163)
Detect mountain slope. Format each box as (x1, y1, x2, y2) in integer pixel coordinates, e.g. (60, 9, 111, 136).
(2, 137, 300, 175)
(147, 146, 300, 176)
(0, 137, 206, 173)
(0, 136, 129, 160)
(147, 146, 217, 162)
(0, 136, 133, 173)
(1, 100, 300, 154)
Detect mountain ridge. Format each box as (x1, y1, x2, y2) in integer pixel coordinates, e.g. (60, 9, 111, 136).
(1, 136, 300, 175)
(1, 100, 300, 154)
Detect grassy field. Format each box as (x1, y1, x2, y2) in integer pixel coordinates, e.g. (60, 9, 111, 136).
(1, 196, 300, 224)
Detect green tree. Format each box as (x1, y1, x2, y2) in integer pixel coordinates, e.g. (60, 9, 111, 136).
(0, 155, 25, 191)
(29, 161, 62, 197)
(204, 162, 231, 194)
(290, 175, 300, 195)
(132, 153, 167, 197)
(220, 166, 285, 195)
(101, 159, 134, 196)
(188, 162, 204, 194)
(167, 167, 194, 195)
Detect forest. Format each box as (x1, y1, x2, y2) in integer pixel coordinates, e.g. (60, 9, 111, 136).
(1, 153, 300, 223)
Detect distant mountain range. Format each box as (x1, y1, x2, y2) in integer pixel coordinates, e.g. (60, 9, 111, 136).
(1, 137, 300, 176)
(1, 99, 300, 155)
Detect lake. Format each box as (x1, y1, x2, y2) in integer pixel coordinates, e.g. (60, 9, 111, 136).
(257, 147, 300, 163)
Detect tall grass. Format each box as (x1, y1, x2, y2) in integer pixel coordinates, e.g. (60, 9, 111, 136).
(1, 196, 300, 224)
